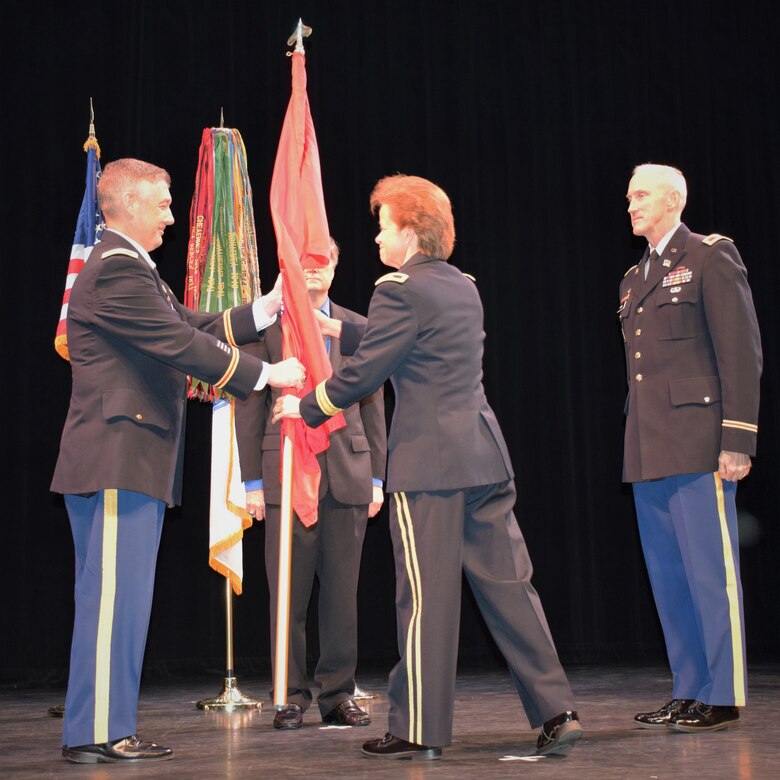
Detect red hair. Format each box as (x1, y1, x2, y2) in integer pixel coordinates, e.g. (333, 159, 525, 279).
(370, 174, 455, 259)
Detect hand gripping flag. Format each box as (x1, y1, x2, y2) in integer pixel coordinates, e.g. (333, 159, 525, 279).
(55, 128, 104, 360)
(270, 49, 345, 527)
(185, 127, 261, 594)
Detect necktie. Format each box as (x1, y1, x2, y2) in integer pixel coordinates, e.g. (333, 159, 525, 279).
(321, 304, 331, 356)
(644, 249, 658, 280)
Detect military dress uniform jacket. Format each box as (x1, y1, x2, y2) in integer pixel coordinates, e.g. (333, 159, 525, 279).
(300, 253, 513, 493)
(234, 304, 387, 505)
(51, 231, 266, 507)
(618, 223, 762, 482)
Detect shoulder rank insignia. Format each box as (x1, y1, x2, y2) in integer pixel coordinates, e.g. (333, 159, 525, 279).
(702, 233, 734, 246)
(462, 272, 476, 282)
(624, 264, 638, 278)
(102, 248, 140, 260)
(375, 271, 409, 286)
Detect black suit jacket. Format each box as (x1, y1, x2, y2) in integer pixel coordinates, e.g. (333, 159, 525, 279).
(234, 302, 387, 506)
(51, 231, 266, 506)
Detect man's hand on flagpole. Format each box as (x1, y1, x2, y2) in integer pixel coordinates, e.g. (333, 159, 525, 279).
(261, 273, 284, 318)
(267, 358, 306, 389)
(272, 394, 302, 423)
(368, 486, 384, 518)
(245, 489, 266, 521)
(314, 308, 343, 338)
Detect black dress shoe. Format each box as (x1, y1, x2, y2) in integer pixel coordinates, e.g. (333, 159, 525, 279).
(535, 711, 583, 756)
(634, 698, 694, 729)
(273, 703, 303, 730)
(668, 701, 739, 732)
(322, 698, 371, 726)
(62, 735, 173, 763)
(362, 732, 442, 760)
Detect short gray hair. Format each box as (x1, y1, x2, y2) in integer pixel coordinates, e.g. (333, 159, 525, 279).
(633, 163, 687, 210)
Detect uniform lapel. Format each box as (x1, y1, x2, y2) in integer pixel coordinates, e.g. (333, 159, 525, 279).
(100, 230, 178, 314)
(628, 246, 651, 303)
(635, 224, 690, 304)
(657, 223, 690, 278)
(328, 302, 343, 369)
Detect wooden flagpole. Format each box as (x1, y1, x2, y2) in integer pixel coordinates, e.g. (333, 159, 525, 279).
(272, 16, 313, 714)
(273, 434, 295, 707)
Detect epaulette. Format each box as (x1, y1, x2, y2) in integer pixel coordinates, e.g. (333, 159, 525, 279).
(624, 264, 638, 278)
(462, 272, 476, 283)
(702, 233, 734, 246)
(375, 272, 409, 286)
(101, 248, 140, 260)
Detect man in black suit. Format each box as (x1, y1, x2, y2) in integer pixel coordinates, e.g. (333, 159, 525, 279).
(51, 158, 304, 764)
(235, 239, 387, 731)
(273, 175, 581, 760)
(620, 163, 761, 732)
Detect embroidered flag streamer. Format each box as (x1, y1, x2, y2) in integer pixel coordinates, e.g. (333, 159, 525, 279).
(184, 127, 261, 593)
(185, 128, 261, 401)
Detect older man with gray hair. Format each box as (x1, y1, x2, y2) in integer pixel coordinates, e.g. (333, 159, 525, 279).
(619, 163, 762, 733)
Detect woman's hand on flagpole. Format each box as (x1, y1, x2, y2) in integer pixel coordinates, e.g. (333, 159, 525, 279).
(272, 395, 302, 423)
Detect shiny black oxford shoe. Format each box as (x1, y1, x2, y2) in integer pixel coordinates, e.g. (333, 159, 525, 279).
(361, 732, 443, 760)
(62, 735, 173, 763)
(668, 701, 740, 732)
(634, 698, 694, 729)
(535, 711, 583, 756)
(273, 703, 304, 729)
(322, 698, 371, 726)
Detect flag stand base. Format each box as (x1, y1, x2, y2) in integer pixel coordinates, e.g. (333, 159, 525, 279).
(196, 676, 262, 712)
(197, 579, 261, 712)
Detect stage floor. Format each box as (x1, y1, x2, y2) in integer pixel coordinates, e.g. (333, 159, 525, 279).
(2, 664, 777, 778)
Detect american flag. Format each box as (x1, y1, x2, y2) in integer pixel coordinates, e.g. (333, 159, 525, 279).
(54, 133, 104, 361)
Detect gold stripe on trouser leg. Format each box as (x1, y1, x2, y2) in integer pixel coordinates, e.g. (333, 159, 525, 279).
(394, 493, 424, 745)
(713, 474, 746, 706)
(94, 489, 119, 743)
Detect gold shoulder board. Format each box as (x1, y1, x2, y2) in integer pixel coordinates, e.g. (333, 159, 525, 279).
(624, 264, 638, 277)
(375, 272, 409, 286)
(102, 248, 140, 259)
(462, 272, 476, 282)
(702, 233, 734, 246)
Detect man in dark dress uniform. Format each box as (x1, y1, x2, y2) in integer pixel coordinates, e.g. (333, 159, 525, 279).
(619, 163, 762, 732)
(234, 241, 386, 731)
(274, 174, 582, 760)
(51, 159, 305, 763)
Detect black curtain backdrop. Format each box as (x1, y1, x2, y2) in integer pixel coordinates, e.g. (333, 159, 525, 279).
(2, 0, 778, 684)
